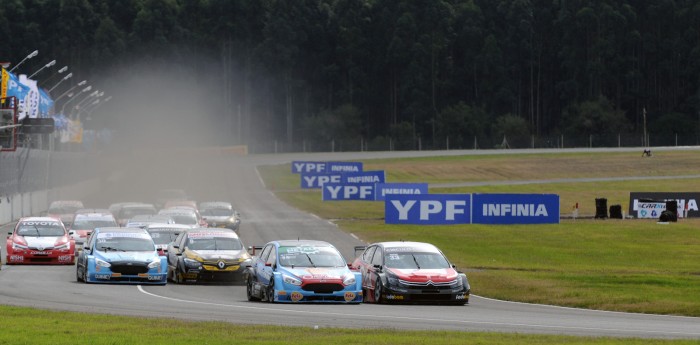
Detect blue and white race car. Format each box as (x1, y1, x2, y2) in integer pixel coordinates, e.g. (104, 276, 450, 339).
(76, 227, 167, 284)
(244, 240, 362, 303)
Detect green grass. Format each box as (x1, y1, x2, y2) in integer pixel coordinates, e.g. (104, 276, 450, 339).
(0, 305, 697, 345)
(258, 149, 700, 316)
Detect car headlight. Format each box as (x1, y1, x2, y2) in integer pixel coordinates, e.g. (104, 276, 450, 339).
(95, 258, 111, 268)
(386, 274, 399, 286)
(12, 243, 28, 250)
(55, 243, 70, 250)
(184, 257, 202, 268)
(283, 274, 302, 286)
(148, 259, 160, 269)
(342, 274, 356, 286)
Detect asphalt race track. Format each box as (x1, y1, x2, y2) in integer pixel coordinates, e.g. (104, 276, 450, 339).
(1, 148, 699, 339)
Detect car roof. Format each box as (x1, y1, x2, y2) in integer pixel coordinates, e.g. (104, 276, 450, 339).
(49, 200, 83, 207)
(159, 208, 196, 215)
(75, 208, 111, 214)
(375, 241, 441, 252)
(121, 203, 156, 209)
(94, 227, 147, 234)
(146, 223, 191, 230)
(273, 239, 333, 247)
(199, 202, 232, 209)
(74, 213, 115, 220)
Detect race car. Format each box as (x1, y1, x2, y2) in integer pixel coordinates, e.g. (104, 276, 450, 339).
(158, 207, 203, 228)
(69, 210, 118, 255)
(114, 203, 157, 227)
(125, 214, 175, 229)
(6, 217, 75, 264)
(145, 223, 190, 256)
(47, 200, 84, 227)
(167, 228, 251, 283)
(351, 241, 470, 305)
(199, 202, 241, 231)
(244, 240, 363, 303)
(76, 227, 167, 284)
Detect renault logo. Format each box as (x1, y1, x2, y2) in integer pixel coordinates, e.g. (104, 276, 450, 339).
(217, 261, 226, 269)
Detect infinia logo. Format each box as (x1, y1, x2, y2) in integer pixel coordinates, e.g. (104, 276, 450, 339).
(382, 188, 422, 196)
(482, 204, 549, 217)
(347, 175, 381, 183)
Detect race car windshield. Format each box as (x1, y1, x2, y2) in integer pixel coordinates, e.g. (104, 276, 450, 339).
(17, 225, 65, 236)
(96, 237, 155, 252)
(278, 247, 346, 267)
(120, 208, 156, 219)
(72, 220, 117, 229)
(170, 215, 198, 225)
(48, 206, 80, 214)
(201, 209, 233, 217)
(187, 237, 242, 250)
(384, 252, 450, 269)
(148, 231, 180, 244)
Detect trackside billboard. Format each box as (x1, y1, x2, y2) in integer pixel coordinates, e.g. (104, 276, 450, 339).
(291, 161, 363, 174)
(385, 194, 471, 225)
(374, 183, 429, 201)
(322, 183, 376, 201)
(341, 171, 385, 184)
(629, 192, 700, 218)
(471, 194, 560, 224)
(300, 172, 342, 189)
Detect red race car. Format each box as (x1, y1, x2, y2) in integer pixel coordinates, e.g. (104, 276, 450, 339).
(351, 241, 470, 305)
(6, 217, 75, 265)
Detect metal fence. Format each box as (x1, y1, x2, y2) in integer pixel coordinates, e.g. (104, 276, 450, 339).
(248, 133, 700, 154)
(0, 148, 100, 198)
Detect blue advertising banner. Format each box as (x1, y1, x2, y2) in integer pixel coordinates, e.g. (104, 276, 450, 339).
(375, 183, 429, 201)
(325, 161, 363, 173)
(292, 161, 326, 174)
(472, 194, 560, 224)
(385, 194, 471, 225)
(322, 183, 375, 201)
(38, 88, 53, 117)
(300, 172, 342, 189)
(341, 170, 385, 184)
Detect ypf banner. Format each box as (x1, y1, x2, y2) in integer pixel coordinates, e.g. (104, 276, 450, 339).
(292, 161, 363, 174)
(341, 171, 385, 184)
(385, 194, 471, 225)
(375, 183, 429, 201)
(472, 194, 560, 224)
(300, 172, 342, 189)
(322, 183, 375, 201)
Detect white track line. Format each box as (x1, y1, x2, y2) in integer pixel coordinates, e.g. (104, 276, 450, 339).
(136, 286, 699, 337)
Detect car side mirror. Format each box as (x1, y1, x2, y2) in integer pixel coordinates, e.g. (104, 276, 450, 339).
(7, 231, 11, 235)
(373, 264, 382, 271)
(69, 230, 75, 236)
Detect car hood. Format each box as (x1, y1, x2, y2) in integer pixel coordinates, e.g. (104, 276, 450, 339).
(23, 236, 61, 249)
(186, 249, 246, 261)
(386, 268, 458, 283)
(96, 251, 158, 263)
(282, 267, 350, 281)
(205, 216, 232, 222)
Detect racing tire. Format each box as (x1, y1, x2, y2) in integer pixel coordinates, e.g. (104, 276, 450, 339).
(76, 265, 82, 282)
(174, 266, 184, 284)
(82, 266, 89, 284)
(246, 277, 260, 301)
(374, 281, 383, 304)
(265, 281, 275, 303)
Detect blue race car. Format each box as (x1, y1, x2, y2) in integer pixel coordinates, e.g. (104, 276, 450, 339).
(76, 227, 167, 284)
(244, 240, 362, 303)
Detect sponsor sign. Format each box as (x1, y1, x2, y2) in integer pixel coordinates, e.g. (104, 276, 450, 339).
(300, 172, 342, 189)
(325, 162, 363, 173)
(341, 171, 385, 184)
(472, 194, 560, 224)
(385, 194, 471, 225)
(636, 202, 665, 219)
(629, 192, 700, 218)
(291, 161, 326, 174)
(374, 183, 429, 201)
(322, 183, 375, 201)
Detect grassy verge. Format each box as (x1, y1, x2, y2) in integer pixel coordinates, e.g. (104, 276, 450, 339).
(0, 305, 696, 345)
(258, 150, 700, 316)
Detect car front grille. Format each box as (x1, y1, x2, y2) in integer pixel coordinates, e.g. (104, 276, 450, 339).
(399, 279, 456, 290)
(302, 283, 344, 293)
(110, 262, 149, 275)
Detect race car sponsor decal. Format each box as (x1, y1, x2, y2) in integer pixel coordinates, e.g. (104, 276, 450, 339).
(455, 294, 468, 300)
(344, 292, 356, 302)
(58, 255, 73, 262)
(385, 247, 421, 253)
(97, 232, 150, 239)
(281, 246, 320, 254)
(290, 291, 303, 302)
(9, 255, 24, 262)
(95, 274, 111, 279)
(20, 221, 61, 226)
(30, 251, 50, 255)
(385, 294, 404, 300)
(187, 231, 236, 238)
(147, 275, 162, 281)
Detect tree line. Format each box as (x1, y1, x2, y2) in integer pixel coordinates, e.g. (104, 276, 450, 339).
(2, 0, 699, 150)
